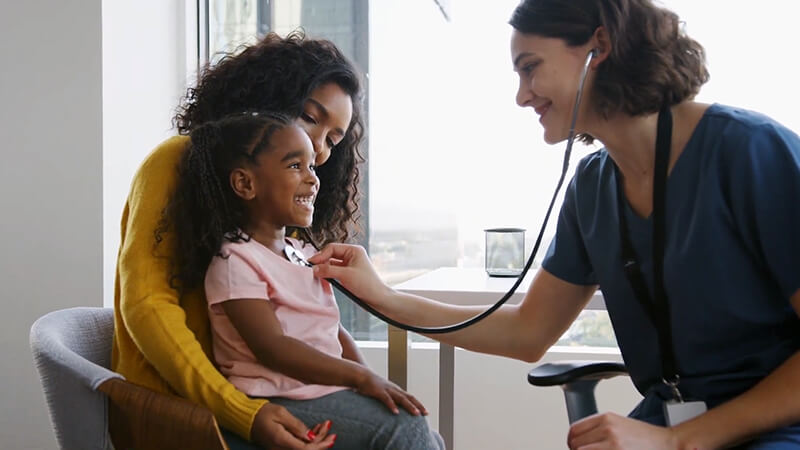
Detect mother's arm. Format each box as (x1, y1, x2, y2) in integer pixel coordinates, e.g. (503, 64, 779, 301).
(309, 243, 596, 362)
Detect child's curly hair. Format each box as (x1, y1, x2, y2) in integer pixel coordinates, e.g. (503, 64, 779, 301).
(174, 30, 364, 246)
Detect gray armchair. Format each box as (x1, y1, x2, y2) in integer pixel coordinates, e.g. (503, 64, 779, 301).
(30, 307, 229, 450)
(528, 360, 628, 423)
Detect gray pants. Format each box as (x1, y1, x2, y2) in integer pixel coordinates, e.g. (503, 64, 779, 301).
(271, 389, 444, 450)
(222, 390, 444, 450)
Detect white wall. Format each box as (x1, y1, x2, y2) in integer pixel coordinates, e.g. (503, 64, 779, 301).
(0, 1, 102, 448)
(0, 0, 188, 447)
(362, 346, 641, 450)
(102, 0, 191, 307)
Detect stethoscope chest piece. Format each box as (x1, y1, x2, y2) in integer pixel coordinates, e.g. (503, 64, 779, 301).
(284, 244, 312, 267)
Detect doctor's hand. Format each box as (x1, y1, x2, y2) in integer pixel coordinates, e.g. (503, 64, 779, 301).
(567, 412, 679, 450)
(308, 243, 391, 302)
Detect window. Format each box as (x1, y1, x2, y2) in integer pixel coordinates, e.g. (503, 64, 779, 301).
(205, 0, 367, 65)
(202, 1, 798, 349)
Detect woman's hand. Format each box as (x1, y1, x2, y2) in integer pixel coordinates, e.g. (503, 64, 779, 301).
(251, 403, 336, 449)
(354, 370, 429, 417)
(567, 412, 680, 450)
(308, 244, 391, 303)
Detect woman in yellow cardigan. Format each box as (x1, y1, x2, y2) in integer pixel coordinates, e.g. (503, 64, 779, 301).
(112, 31, 364, 449)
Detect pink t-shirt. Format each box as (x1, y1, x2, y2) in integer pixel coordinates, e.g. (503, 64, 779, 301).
(204, 237, 348, 399)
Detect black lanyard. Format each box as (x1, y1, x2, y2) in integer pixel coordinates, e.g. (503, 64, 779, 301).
(614, 104, 681, 389)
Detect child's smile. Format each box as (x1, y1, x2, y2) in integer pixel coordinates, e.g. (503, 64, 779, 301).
(294, 193, 316, 213)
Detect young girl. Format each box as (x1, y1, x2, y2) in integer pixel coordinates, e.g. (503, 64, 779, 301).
(159, 112, 444, 450)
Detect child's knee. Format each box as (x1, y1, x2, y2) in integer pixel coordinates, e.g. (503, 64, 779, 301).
(381, 413, 444, 450)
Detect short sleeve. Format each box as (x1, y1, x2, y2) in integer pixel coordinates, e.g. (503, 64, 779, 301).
(205, 247, 269, 305)
(541, 174, 598, 286)
(724, 122, 800, 299)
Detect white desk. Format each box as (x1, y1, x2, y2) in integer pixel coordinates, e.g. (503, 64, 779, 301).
(391, 267, 605, 450)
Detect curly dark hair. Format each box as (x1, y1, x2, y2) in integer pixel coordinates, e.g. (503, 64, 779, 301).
(157, 113, 296, 294)
(174, 30, 365, 245)
(509, 0, 709, 119)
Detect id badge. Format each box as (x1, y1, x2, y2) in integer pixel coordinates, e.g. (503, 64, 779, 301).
(663, 400, 707, 426)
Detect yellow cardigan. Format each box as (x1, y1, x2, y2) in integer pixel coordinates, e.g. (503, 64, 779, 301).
(111, 136, 267, 440)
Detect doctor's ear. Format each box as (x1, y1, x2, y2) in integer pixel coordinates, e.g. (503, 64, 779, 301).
(230, 168, 256, 200)
(589, 27, 611, 67)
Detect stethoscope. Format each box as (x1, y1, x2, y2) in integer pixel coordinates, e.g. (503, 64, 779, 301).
(287, 49, 598, 334)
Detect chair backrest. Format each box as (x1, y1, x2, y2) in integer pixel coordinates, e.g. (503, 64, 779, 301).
(30, 307, 122, 450)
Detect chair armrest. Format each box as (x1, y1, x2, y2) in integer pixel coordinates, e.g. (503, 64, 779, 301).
(528, 360, 628, 387)
(98, 378, 229, 450)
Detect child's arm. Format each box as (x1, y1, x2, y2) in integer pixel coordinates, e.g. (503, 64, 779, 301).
(337, 325, 367, 366)
(223, 297, 366, 386)
(222, 298, 427, 415)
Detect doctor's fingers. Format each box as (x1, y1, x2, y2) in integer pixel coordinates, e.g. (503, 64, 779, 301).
(567, 413, 621, 449)
(308, 243, 368, 266)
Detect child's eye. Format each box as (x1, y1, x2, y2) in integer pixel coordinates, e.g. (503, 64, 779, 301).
(289, 162, 300, 169)
(309, 164, 316, 173)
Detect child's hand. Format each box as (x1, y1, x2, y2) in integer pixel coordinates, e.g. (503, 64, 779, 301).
(355, 371, 428, 416)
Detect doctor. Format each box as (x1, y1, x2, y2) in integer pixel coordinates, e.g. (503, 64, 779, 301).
(309, 0, 800, 448)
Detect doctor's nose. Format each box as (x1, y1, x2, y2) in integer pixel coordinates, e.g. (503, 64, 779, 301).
(516, 79, 534, 108)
